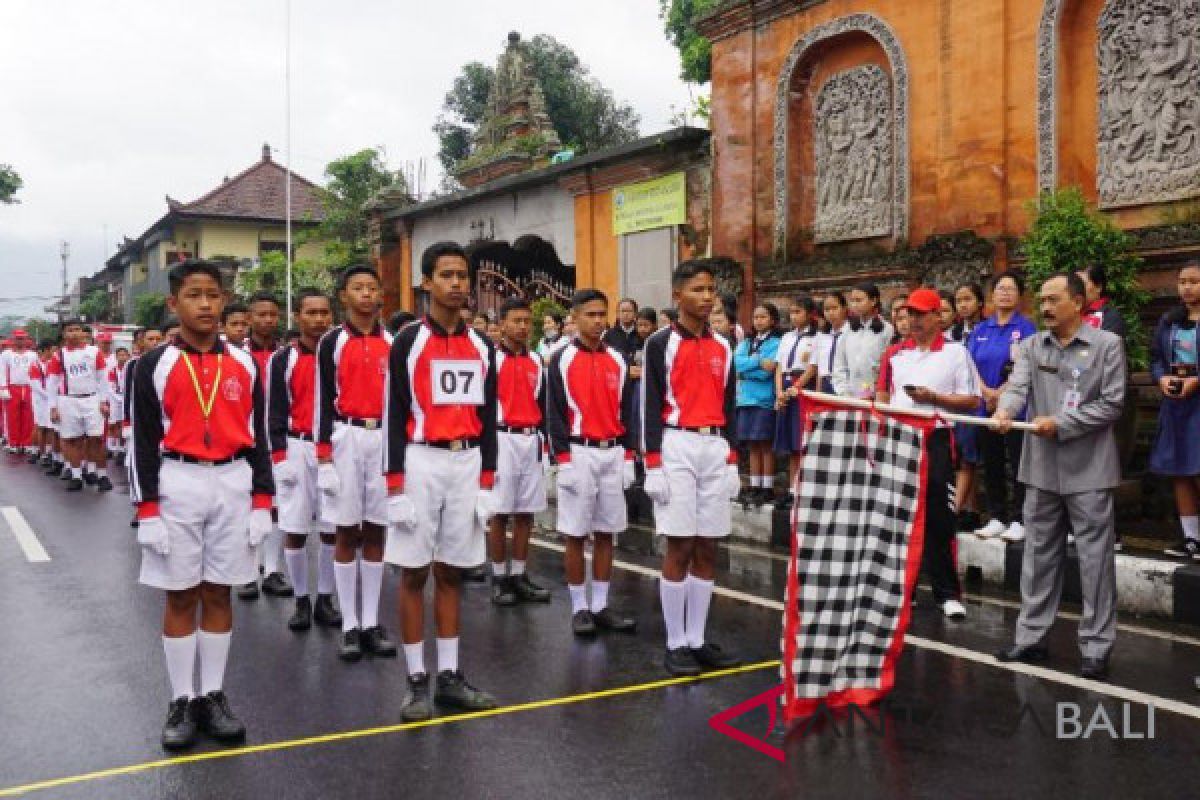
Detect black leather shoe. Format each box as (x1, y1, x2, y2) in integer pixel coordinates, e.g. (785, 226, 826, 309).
(665, 647, 702, 677)
(513, 573, 550, 603)
(236, 581, 260, 601)
(288, 596, 312, 631)
(161, 696, 197, 751)
(26, 452, 39, 464)
(44, 462, 61, 476)
(592, 607, 636, 633)
(491, 576, 517, 606)
(339, 628, 363, 662)
(401, 673, 433, 722)
(434, 670, 498, 711)
(313, 594, 342, 627)
(691, 642, 741, 670)
(1080, 657, 1109, 680)
(261, 572, 294, 597)
(60, 467, 72, 480)
(65, 478, 83, 491)
(572, 610, 597, 637)
(361, 625, 397, 657)
(96, 475, 114, 492)
(192, 691, 246, 743)
(462, 565, 488, 583)
(82, 471, 98, 486)
(38, 454, 52, 469)
(130, 514, 139, 529)
(995, 644, 1049, 664)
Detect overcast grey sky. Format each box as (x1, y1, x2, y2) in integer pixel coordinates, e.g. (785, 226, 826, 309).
(0, 0, 695, 319)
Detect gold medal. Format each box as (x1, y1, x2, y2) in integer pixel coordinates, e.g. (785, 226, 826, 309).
(181, 352, 223, 450)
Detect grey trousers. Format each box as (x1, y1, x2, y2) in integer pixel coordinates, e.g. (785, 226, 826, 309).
(1014, 487, 1117, 660)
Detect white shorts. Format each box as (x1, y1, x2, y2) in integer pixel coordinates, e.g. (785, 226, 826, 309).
(57, 395, 104, 439)
(139, 459, 258, 590)
(654, 429, 733, 538)
(320, 423, 387, 528)
(277, 438, 333, 535)
(555, 444, 627, 538)
(493, 432, 547, 515)
(33, 398, 50, 430)
(384, 443, 485, 568)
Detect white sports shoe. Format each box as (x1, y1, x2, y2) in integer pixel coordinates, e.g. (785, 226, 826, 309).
(1001, 522, 1026, 542)
(941, 599, 967, 619)
(974, 519, 1006, 539)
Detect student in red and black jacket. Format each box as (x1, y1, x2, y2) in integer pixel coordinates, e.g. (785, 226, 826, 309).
(383, 241, 499, 722)
(641, 261, 743, 677)
(129, 259, 274, 752)
(547, 288, 638, 639)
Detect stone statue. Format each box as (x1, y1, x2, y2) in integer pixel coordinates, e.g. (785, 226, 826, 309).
(1097, 0, 1200, 207)
(814, 66, 893, 243)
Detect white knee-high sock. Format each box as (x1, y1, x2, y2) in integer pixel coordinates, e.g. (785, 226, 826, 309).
(285, 546, 309, 598)
(403, 642, 425, 676)
(197, 630, 231, 696)
(1183, 516, 1199, 542)
(568, 584, 588, 614)
(317, 543, 336, 595)
(437, 637, 459, 673)
(359, 559, 384, 629)
(334, 560, 359, 631)
(660, 577, 688, 650)
(685, 575, 714, 649)
(590, 581, 610, 613)
(263, 530, 282, 575)
(162, 634, 197, 700)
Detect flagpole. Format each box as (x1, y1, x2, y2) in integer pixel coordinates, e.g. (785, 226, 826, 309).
(284, 0, 293, 322)
(799, 390, 1038, 432)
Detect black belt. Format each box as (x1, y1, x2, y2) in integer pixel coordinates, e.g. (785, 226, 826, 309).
(666, 424, 723, 436)
(569, 436, 621, 450)
(65, 393, 96, 398)
(337, 416, 382, 430)
(424, 438, 480, 452)
(288, 430, 314, 442)
(499, 425, 539, 435)
(163, 451, 238, 467)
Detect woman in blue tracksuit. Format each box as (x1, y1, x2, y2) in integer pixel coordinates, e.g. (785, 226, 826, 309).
(966, 271, 1037, 542)
(735, 302, 782, 506)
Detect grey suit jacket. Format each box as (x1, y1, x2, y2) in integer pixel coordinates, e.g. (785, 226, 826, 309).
(998, 324, 1126, 494)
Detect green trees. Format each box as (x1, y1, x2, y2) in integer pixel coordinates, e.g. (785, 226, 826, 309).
(78, 289, 112, 323)
(318, 148, 407, 261)
(658, 0, 719, 84)
(134, 292, 168, 327)
(0, 164, 21, 204)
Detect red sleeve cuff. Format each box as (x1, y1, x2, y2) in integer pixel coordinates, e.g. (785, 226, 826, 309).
(386, 472, 405, 492)
(555, 452, 571, 465)
(645, 453, 663, 469)
(316, 442, 333, 460)
(726, 450, 739, 465)
(271, 450, 286, 464)
(252, 493, 273, 511)
(480, 470, 495, 490)
(137, 501, 160, 520)
(624, 450, 635, 461)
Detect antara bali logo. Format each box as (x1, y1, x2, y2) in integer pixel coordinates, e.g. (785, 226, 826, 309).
(221, 377, 244, 402)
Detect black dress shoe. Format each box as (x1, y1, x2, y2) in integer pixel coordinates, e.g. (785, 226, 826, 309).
(434, 670, 498, 711)
(691, 642, 742, 670)
(665, 647, 702, 677)
(592, 607, 636, 633)
(313, 594, 342, 627)
(288, 596, 312, 631)
(339, 628, 363, 662)
(130, 514, 139, 529)
(82, 471, 98, 486)
(513, 573, 551, 603)
(361, 625, 397, 657)
(491, 576, 517, 606)
(1080, 657, 1109, 680)
(96, 475, 114, 492)
(26, 452, 39, 464)
(462, 565, 488, 583)
(65, 478, 83, 492)
(995, 644, 1049, 664)
(192, 691, 246, 743)
(161, 696, 197, 751)
(60, 467, 72, 480)
(44, 462, 61, 476)
(401, 673, 433, 722)
(236, 581, 260, 601)
(572, 610, 597, 637)
(261, 572, 294, 597)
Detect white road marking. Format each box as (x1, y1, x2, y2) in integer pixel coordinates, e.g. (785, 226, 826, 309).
(1, 506, 50, 563)
(531, 538, 1200, 721)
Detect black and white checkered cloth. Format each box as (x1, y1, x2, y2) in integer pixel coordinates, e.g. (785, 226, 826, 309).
(783, 405, 927, 717)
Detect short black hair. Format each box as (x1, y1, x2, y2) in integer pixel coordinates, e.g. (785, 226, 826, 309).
(823, 291, 848, 309)
(168, 259, 224, 295)
(337, 264, 381, 291)
(671, 260, 716, 288)
(852, 282, 882, 305)
(163, 316, 181, 331)
(1079, 263, 1107, 294)
(248, 290, 280, 308)
(618, 297, 639, 312)
(221, 301, 248, 322)
(115, 347, 130, 356)
(37, 339, 55, 350)
(544, 311, 565, 326)
(954, 282, 985, 306)
(142, 323, 165, 335)
(991, 270, 1026, 296)
(285, 328, 301, 339)
(659, 308, 679, 323)
(294, 288, 330, 311)
(421, 241, 469, 278)
(387, 310, 417, 334)
(756, 301, 782, 328)
(499, 297, 531, 319)
(637, 307, 658, 324)
(1044, 271, 1087, 301)
(938, 289, 955, 305)
(62, 318, 84, 330)
(571, 288, 608, 310)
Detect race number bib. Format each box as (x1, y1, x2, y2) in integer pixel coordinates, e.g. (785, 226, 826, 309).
(432, 360, 484, 406)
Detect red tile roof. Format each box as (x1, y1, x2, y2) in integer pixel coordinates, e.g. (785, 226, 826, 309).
(175, 144, 325, 222)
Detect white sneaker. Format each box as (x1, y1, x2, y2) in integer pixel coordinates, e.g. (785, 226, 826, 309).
(1001, 522, 1026, 542)
(974, 519, 1006, 539)
(941, 599, 967, 619)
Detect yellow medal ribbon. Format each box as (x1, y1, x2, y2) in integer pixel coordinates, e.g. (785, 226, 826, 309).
(180, 352, 223, 447)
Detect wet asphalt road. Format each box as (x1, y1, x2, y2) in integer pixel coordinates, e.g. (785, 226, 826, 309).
(2, 453, 1200, 799)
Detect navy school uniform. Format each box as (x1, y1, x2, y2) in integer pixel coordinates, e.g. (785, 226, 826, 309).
(1149, 312, 1200, 477)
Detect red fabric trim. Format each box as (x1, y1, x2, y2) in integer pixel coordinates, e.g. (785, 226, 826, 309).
(252, 493, 273, 511)
(644, 452, 663, 469)
(271, 450, 286, 464)
(554, 451, 571, 465)
(137, 501, 161, 520)
(480, 470, 495, 490)
(315, 442, 332, 460)
(386, 473, 404, 492)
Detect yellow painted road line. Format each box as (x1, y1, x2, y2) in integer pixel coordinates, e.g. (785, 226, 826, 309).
(0, 661, 780, 798)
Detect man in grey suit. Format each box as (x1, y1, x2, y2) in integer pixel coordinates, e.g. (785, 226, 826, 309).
(990, 272, 1125, 680)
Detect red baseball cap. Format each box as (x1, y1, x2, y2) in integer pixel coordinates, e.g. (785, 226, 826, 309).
(96, 331, 113, 342)
(902, 288, 943, 315)
(11, 329, 28, 338)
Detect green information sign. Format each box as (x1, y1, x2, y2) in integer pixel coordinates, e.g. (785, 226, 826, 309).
(612, 172, 687, 236)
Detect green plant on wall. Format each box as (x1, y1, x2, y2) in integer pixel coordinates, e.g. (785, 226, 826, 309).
(1021, 187, 1150, 370)
(134, 292, 168, 327)
(530, 296, 567, 345)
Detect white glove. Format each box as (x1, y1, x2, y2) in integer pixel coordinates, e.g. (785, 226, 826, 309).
(273, 459, 299, 489)
(248, 509, 273, 547)
(556, 463, 581, 495)
(723, 464, 742, 501)
(387, 493, 417, 533)
(136, 516, 170, 556)
(317, 462, 341, 496)
(0, 388, 10, 402)
(644, 468, 670, 505)
(475, 489, 494, 529)
(622, 459, 636, 490)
